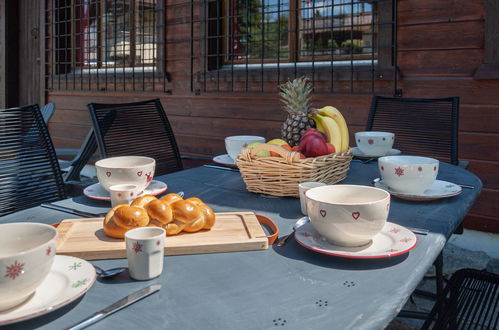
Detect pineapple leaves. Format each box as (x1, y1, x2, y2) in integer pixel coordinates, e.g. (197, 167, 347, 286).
(279, 76, 313, 115)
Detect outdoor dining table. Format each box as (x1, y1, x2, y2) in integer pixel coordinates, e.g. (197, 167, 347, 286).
(0, 161, 482, 330)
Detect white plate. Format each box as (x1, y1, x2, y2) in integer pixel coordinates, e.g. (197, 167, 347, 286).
(213, 154, 237, 167)
(84, 180, 168, 201)
(0, 255, 96, 326)
(352, 147, 401, 159)
(374, 179, 462, 201)
(295, 222, 417, 259)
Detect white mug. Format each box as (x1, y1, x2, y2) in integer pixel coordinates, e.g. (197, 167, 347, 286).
(298, 182, 327, 215)
(109, 184, 140, 207)
(125, 227, 165, 281)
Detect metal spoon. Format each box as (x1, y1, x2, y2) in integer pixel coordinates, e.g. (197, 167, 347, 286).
(94, 265, 127, 279)
(277, 216, 310, 246)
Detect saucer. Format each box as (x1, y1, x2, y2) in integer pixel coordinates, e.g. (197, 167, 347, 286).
(352, 147, 401, 159)
(294, 222, 417, 259)
(213, 154, 237, 167)
(0, 255, 96, 325)
(374, 179, 462, 201)
(84, 180, 168, 201)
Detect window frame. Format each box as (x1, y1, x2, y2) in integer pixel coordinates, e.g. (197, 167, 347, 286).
(214, 0, 385, 67)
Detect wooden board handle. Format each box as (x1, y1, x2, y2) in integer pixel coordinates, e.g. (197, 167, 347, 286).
(255, 214, 279, 245)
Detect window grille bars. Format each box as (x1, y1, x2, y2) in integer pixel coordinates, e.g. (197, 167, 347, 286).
(192, 0, 397, 94)
(45, 0, 168, 93)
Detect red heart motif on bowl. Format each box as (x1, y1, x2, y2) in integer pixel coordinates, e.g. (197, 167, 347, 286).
(106, 171, 111, 177)
(320, 210, 327, 217)
(352, 212, 360, 220)
(137, 171, 143, 177)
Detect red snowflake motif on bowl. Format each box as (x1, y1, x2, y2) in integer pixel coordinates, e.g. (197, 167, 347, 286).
(380, 166, 384, 171)
(418, 166, 423, 172)
(395, 167, 404, 177)
(5, 261, 24, 280)
(389, 228, 400, 234)
(132, 242, 143, 253)
(382, 137, 386, 141)
(400, 237, 412, 243)
(156, 240, 161, 246)
(46, 246, 52, 255)
(433, 165, 437, 171)
(368, 139, 374, 145)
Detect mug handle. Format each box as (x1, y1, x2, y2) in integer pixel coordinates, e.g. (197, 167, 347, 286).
(255, 214, 279, 245)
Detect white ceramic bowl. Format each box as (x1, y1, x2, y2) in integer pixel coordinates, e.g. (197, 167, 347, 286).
(225, 136, 266, 161)
(0, 223, 57, 311)
(306, 185, 390, 247)
(95, 156, 156, 192)
(355, 131, 395, 156)
(378, 156, 439, 194)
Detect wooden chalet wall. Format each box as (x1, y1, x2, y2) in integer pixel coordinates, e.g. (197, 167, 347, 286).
(45, 0, 499, 233)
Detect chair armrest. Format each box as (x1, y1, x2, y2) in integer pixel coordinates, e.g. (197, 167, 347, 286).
(55, 148, 81, 157)
(458, 160, 469, 169)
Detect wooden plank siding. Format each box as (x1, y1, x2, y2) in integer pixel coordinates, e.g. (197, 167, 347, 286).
(45, 0, 499, 233)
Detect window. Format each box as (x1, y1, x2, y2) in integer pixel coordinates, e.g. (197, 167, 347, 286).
(225, 0, 376, 63)
(46, 0, 167, 92)
(199, 0, 396, 94)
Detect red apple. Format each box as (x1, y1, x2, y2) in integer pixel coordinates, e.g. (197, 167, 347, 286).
(326, 143, 336, 154)
(301, 128, 327, 142)
(300, 134, 329, 157)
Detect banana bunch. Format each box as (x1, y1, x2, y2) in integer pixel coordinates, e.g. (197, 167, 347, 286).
(309, 106, 350, 153)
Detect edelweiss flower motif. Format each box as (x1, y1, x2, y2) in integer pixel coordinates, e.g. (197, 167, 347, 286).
(5, 261, 24, 280)
(132, 242, 143, 253)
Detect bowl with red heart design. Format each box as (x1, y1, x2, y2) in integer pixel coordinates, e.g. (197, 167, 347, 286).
(95, 156, 156, 193)
(355, 131, 394, 157)
(378, 156, 439, 194)
(0, 223, 57, 311)
(305, 185, 390, 247)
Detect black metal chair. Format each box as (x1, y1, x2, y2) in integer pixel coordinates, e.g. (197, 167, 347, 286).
(421, 268, 499, 329)
(87, 99, 183, 176)
(0, 104, 67, 217)
(40, 102, 56, 124)
(366, 96, 460, 166)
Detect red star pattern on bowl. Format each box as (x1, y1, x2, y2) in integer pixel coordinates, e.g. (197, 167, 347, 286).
(5, 261, 24, 280)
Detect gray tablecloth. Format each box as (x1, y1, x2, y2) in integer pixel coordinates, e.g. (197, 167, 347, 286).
(0, 161, 482, 330)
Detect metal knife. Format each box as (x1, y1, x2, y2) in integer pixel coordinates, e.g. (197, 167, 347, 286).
(40, 203, 107, 218)
(64, 284, 161, 330)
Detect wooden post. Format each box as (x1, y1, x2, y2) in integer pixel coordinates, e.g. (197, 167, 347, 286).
(0, 1, 6, 108)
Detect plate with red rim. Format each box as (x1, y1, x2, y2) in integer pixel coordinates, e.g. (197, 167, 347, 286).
(213, 154, 237, 167)
(351, 147, 401, 160)
(374, 179, 462, 202)
(0, 255, 96, 326)
(84, 180, 167, 201)
(294, 222, 417, 259)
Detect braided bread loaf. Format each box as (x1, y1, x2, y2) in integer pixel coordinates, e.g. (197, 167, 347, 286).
(103, 193, 215, 238)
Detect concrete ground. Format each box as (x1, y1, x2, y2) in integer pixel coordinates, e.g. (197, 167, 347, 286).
(387, 239, 499, 329)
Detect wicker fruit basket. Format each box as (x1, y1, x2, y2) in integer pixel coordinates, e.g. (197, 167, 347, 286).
(236, 143, 353, 197)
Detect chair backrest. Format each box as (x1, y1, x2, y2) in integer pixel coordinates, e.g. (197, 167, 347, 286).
(422, 268, 499, 329)
(87, 99, 183, 176)
(0, 104, 67, 217)
(366, 96, 459, 165)
(40, 102, 56, 124)
(63, 128, 98, 182)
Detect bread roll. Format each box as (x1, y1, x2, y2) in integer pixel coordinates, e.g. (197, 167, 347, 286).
(131, 195, 158, 208)
(160, 193, 184, 206)
(186, 197, 216, 230)
(103, 194, 216, 238)
(103, 205, 150, 239)
(146, 199, 173, 226)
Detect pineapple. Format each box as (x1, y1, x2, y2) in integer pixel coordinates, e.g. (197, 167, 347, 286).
(280, 76, 316, 147)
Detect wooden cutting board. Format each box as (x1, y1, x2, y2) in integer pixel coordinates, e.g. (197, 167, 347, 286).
(56, 212, 269, 260)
